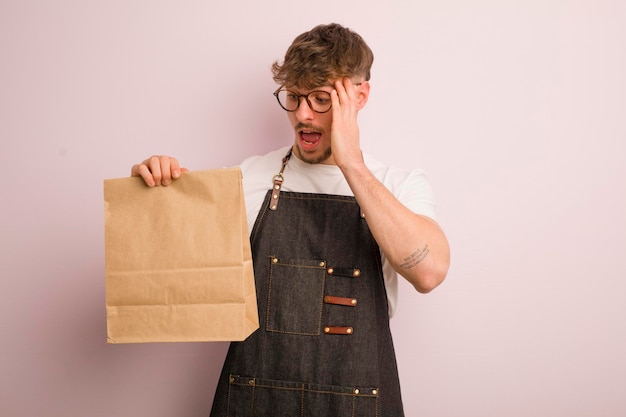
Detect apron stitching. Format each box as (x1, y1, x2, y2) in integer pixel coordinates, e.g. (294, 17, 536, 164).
(251, 200, 270, 245)
(250, 381, 256, 415)
(226, 374, 232, 417)
(376, 393, 380, 417)
(300, 383, 305, 417)
(265, 261, 274, 334)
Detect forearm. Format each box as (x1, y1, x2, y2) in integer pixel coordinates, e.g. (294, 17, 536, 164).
(340, 163, 450, 293)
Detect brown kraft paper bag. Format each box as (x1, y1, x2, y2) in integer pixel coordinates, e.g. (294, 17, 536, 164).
(103, 168, 259, 343)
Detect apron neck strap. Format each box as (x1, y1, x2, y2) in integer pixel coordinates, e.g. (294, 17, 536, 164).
(270, 148, 293, 211)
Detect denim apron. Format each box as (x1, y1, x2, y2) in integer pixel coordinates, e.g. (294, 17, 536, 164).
(210, 151, 405, 416)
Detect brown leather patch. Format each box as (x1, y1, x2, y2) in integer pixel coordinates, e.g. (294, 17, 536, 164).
(323, 295, 358, 307)
(323, 326, 353, 335)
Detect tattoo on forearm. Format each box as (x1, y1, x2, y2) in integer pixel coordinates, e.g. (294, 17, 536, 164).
(400, 244, 430, 269)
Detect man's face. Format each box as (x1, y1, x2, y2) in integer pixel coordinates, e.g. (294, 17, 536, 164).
(285, 84, 336, 165)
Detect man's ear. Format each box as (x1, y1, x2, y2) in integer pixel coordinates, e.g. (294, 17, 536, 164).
(357, 81, 371, 110)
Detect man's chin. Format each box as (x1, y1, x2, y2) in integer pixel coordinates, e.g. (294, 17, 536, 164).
(295, 144, 333, 165)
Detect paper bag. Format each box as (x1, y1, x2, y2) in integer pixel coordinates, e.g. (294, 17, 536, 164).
(104, 168, 259, 343)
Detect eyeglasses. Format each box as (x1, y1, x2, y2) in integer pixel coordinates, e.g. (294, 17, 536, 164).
(273, 89, 333, 113)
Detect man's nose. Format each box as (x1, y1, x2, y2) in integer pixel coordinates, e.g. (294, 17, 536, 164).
(295, 97, 315, 120)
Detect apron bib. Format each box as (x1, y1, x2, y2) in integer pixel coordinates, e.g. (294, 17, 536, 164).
(210, 153, 404, 416)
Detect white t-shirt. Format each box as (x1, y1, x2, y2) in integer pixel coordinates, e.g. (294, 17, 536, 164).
(239, 146, 436, 317)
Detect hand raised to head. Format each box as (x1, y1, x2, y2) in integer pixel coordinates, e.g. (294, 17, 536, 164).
(330, 78, 369, 170)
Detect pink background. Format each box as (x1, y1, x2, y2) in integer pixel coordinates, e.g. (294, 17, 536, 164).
(1, 1, 625, 416)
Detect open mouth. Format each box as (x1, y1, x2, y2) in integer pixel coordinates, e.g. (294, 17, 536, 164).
(300, 130, 321, 143)
(299, 130, 322, 150)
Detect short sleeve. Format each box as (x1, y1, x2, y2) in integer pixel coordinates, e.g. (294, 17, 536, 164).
(395, 169, 437, 221)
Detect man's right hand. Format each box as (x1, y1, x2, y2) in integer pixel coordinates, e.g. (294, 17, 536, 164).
(131, 155, 188, 187)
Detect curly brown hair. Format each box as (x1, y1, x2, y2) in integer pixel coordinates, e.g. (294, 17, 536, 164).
(272, 23, 374, 89)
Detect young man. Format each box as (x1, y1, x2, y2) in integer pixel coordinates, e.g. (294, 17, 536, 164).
(132, 23, 449, 417)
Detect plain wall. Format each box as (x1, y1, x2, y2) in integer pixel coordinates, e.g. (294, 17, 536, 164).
(1, 1, 625, 416)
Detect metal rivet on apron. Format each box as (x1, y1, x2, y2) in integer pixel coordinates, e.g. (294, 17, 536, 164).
(372, 389, 378, 395)
(361, 212, 365, 218)
(324, 327, 330, 333)
(248, 379, 255, 386)
(319, 261, 326, 267)
(229, 376, 235, 383)
(271, 257, 278, 263)
(353, 269, 361, 277)
(270, 205, 277, 210)
(346, 328, 353, 334)
(354, 388, 360, 395)
(327, 267, 334, 274)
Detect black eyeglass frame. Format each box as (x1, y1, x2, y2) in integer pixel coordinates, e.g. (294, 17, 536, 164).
(273, 88, 333, 114)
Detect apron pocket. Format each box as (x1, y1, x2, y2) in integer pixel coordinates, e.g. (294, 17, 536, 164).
(266, 257, 326, 335)
(227, 375, 379, 417)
